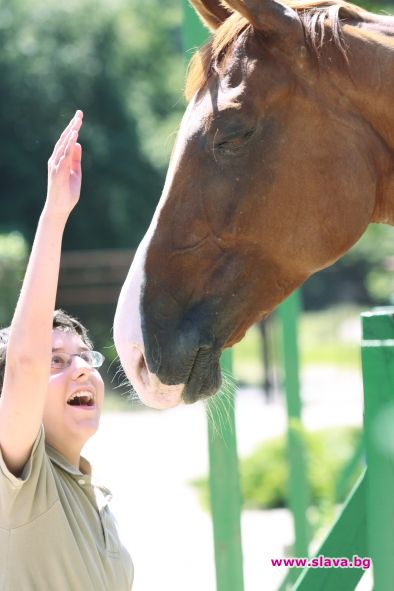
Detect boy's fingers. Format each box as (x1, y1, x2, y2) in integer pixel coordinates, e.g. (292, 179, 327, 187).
(64, 130, 78, 158)
(59, 111, 83, 143)
(50, 128, 75, 166)
(49, 111, 83, 164)
(54, 116, 82, 157)
(53, 130, 78, 167)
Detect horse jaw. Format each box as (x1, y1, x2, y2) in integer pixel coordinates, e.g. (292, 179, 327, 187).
(113, 101, 201, 409)
(114, 232, 184, 409)
(114, 233, 185, 409)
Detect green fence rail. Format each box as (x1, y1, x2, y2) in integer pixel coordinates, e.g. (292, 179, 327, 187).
(278, 292, 310, 561)
(293, 470, 367, 590)
(207, 350, 244, 591)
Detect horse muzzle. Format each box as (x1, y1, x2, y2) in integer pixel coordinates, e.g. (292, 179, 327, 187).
(123, 345, 184, 409)
(141, 300, 224, 405)
(126, 342, 221, 407)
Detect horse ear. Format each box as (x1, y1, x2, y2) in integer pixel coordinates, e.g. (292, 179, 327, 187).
(189, 0, 233, 31)
(222, 0, 303, 41)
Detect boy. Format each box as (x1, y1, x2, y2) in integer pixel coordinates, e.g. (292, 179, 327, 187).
(0, 111, 133, 590)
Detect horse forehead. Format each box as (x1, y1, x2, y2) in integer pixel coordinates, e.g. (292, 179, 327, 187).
(217, 80, 246, 110)
(184, 81, 247, 138)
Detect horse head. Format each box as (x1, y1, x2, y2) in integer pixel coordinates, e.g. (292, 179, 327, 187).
(115, 0, 394, 408)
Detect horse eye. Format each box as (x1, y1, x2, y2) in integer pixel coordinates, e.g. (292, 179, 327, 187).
(215, 141, 238, 156)
(214, 128, 255, 156)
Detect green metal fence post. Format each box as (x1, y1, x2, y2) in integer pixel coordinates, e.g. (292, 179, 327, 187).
(278, 291, 310, 567)
(207, 349, 245, 591)
(182, 5, 244, 591)
(361, 308, 394, 589)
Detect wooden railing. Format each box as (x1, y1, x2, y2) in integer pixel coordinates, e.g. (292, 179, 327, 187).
(57, 249, 134, 307)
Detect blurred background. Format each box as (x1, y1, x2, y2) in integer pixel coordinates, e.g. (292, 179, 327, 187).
(0, 0, 393, 589)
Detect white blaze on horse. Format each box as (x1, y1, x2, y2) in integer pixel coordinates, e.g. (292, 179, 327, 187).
(114, 0, 394, 408)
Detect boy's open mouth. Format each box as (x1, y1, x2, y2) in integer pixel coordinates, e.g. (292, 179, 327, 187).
(67, 391, 95, 407)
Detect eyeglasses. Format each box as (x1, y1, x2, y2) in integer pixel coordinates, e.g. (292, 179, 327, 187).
(51, 351, 105, 371)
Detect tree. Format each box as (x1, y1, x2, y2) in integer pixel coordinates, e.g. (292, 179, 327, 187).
(0, 0, 184, 250)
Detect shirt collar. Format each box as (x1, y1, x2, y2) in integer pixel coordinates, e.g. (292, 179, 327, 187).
(45, 443, 92, 478)
(45, 442, 112, 509)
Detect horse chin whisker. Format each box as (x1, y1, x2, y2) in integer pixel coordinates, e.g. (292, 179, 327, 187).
(106, 350, 119, 374)
(205, 398, 222, 441)
(111, 362, 130, 390)
(116, 384, 141, 405)
(205, 381, 235, 441)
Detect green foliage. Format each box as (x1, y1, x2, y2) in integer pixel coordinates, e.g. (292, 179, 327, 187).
(192, 426, 363, 525)
(241, 434, 288, 509)
(112, 1, 184, 169)
(0, 232, 28, 326)
(0, 0, 186, 361)
(346, 225, 394, 303)
(356, 0, 394, 11)
(0, 0, 184, 250)
(244, 426, 363, 509)
(303, 223, 394, 310)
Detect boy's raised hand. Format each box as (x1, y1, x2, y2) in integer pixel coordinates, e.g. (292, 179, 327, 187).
(45, 110, 83, 218)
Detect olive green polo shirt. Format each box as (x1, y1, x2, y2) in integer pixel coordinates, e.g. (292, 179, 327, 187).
(0, 426, 133, 590)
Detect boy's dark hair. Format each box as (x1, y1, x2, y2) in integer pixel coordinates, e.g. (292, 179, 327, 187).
(0, 310, 92, 394)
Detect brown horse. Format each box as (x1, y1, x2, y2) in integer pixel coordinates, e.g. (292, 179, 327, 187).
(114, 0, 394, 408)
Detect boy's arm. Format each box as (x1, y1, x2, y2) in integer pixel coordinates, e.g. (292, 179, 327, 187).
(0, 111, 83, 476)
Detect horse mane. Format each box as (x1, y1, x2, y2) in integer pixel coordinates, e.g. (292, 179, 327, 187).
(185, 0, 369, 101)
